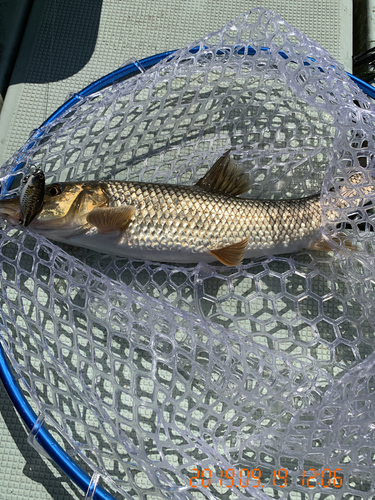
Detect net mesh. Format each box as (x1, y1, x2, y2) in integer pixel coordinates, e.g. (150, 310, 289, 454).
(0, 7, 374, 499)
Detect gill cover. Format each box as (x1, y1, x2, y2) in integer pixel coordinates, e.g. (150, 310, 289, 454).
(32, 182, 108, 230)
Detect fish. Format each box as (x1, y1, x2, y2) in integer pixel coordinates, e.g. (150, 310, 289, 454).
(19, 168, 45, 226)
(0, 152, 326, 266)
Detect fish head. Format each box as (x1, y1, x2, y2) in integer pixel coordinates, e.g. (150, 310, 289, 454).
(30, 182, 109, 233)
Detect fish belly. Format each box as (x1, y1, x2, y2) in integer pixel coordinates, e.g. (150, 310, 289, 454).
(47, 222, 322, 264)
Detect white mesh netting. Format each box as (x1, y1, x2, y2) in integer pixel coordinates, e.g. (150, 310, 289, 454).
(0, 7, 374, 499)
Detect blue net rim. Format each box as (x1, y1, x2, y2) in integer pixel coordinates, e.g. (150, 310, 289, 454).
(0, 47, 374, 500)
(30, 47, 375, 131)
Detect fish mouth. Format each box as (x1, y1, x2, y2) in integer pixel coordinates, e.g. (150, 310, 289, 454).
(0, 198, 22, 225)
(29, 218, 86, 236)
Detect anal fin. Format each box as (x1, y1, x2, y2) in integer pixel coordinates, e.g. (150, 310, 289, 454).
(210, 237, 249, 266)
(196, 150, 251, 196)
(87, 205, 136, 233)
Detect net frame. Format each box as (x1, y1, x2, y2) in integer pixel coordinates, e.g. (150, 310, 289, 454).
(0, 9, 374, 497)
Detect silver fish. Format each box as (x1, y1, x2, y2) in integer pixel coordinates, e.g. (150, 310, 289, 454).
(19, 168, 45, 226)
(0, 153, 326, 266)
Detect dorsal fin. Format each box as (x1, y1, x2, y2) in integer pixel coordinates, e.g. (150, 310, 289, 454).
(87, 205, 136, 233)
(195, 151, 251, 196)
(210, 237, 249, 266)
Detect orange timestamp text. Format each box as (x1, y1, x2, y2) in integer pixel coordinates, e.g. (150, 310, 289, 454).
(189, 467, 343, 489)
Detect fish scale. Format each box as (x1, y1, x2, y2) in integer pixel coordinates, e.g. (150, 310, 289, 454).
(103, 180, 322, 256)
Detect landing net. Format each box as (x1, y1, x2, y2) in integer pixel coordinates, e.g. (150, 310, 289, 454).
(0, 7, 374, 499)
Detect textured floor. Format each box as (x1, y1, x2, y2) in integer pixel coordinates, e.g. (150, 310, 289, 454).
(0, 0, 352, 499)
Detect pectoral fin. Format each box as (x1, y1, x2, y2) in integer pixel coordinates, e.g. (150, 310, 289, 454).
(210, 237, 249, 266)
(87, 205, 136, 233)
(196, 151, 251, 196)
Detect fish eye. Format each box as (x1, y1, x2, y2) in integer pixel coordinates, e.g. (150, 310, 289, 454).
(38, 173, 44, 180)
(48, 184, 63, 196)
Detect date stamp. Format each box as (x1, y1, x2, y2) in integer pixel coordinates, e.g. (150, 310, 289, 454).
(189, 467, 343, 489)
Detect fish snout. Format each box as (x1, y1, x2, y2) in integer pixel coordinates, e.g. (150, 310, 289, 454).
(0, 198, 22, 226)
